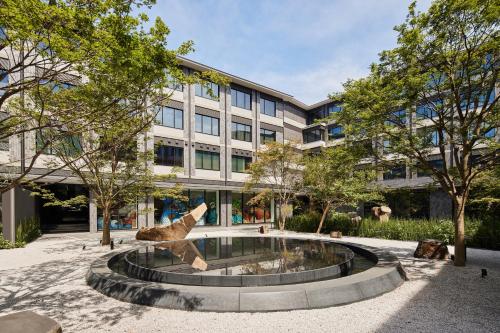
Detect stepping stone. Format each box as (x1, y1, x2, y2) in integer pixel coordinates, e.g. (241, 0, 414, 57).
(0, 311, 62, 333)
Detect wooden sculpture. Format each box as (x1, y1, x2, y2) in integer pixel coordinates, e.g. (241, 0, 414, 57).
(136, 203, 207, 241)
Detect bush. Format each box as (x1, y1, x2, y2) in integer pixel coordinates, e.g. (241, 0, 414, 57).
(286, 213, 500, 250)
(15, 217, 41, 243)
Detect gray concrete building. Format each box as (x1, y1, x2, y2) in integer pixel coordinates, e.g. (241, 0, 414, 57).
(1, 56, 497, 239)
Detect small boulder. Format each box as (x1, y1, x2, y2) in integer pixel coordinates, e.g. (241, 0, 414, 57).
(414, 239, 450, 259)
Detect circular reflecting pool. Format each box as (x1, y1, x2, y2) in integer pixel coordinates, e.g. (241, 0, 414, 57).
(116, 237, 374, 287)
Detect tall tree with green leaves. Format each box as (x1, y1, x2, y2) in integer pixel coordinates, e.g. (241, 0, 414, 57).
(25, 1, 226, 245)
(0, 0, 129, 193)
(334, 0, 499, 266)
(245, 142, 303, 231)
(303, 146, 380, 234)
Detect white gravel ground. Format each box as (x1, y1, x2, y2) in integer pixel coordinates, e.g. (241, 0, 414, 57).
(0, 229, 499, 333)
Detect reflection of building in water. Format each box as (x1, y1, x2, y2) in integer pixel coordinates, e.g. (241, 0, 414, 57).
(133, 237, 353, 276)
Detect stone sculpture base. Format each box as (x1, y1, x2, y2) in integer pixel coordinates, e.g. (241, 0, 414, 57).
(414, 239, 450, 259)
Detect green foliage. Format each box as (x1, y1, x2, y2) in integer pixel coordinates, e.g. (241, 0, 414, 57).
(245, 142, 303, 231)
(286, 212, 500, 250)
(15, 217, 41, 244)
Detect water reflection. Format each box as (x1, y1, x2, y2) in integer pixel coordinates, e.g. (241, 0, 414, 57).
(129, 237, 353, 276)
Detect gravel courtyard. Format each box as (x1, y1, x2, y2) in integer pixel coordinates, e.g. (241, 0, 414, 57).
(1, 229, 499, 333)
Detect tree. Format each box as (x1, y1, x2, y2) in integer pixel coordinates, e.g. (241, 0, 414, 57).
(23, 2, 226, 245)
(303, 146, 380, 234)
(0, 0, 129, 193)
(245, 142, 303, 231)
(334, 0, 499, 266)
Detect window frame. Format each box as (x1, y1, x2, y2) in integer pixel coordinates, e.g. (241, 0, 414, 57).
(154, 143, 184, 167)
(231, 88, 252, 110)
(260, 98, 276, 117)
(260, 128, 276, 144)
(195, 150, 220, 171)
(195, 113, 220, 136)
(231, 155, 252, 173)
(231, 122, 252, 142)
(155, 106, 183, 129)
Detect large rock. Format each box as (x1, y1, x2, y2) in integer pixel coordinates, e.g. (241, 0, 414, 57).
(136, 203, 207, 241)
(414, 239, 450, 259)
(371, 206, 392, 222)
(0, 311, 62, 333)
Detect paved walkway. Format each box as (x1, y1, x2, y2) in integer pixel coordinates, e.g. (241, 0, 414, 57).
(0, 229, 499, 333)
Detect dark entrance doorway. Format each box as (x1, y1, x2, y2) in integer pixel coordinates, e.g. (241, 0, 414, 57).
(37, 184, 89, 233)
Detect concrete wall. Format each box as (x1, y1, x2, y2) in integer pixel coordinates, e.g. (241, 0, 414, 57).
(1, 187, 36, 241)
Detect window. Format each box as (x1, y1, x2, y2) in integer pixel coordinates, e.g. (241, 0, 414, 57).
(260, 98, 276, 117)
(328, 125, 344, 140)
(484, 127, 496, 139)
(154, 190, 219, 226)
(303, 128, 323, 143)
(327, 104, 342, 115)
(155, 106, 183, 129)
(383, 138, 391, 154)
(36, 130, 82, 156)
(155, 144, 183, 167)
(195, 82, 219, 100)
(231, 122, 252, 142)
(385, 109, 406, 126)
(166, 73, 183, 91)
(232, 155, 252, 173)
(195, 150, 220, 170)
(417, 159, 444, 177)
(260, 128, 276, 144)
(231, 192, 273, 224)
(195, 114, 219, 136)
(383, 164, 406, 180)
(0, 69, 8, 94)
(98, 204, 138, 230)
(231, 88, 251, 110)
(416, 101, 440, 119)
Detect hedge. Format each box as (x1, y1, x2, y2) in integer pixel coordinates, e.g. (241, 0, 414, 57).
(285, 211, 500, 250)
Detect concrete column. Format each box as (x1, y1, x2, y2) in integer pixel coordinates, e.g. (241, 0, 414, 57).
(219, 190, 232, 227)
(1, 188, 15, 241)
(188, 83, 196, 177)
(89, 191, 97, 233)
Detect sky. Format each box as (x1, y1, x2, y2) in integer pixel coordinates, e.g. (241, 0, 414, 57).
(141, 0, 433, 105)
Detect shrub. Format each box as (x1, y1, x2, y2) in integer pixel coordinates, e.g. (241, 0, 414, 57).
(15, 217, 41, 243)
(286, 213, 500, 250)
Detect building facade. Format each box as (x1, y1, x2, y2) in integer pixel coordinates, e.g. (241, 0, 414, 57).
(1, 56, 498, 239)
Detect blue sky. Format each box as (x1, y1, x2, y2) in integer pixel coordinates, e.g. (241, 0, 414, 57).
(142, 0, 432, 104)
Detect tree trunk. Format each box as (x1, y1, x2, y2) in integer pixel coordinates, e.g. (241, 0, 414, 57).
(277, 200, 285, 231)
(101, 205, 111, 246)
(316, 203, 331, 234)
(453, 195, 466, 266)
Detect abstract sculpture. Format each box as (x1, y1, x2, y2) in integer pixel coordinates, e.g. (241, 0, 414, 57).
(136, 203, 207, 241)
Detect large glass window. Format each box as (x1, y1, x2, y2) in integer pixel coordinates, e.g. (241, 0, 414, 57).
(36, 130, 82, 156)
(417, 159, 444, 177)
(231, 122, 252, 142)
(303, 128, 323, 143)
(260, 128, 276, 144)
(385, 109, 406, 126)
(154, 143, 183, 167)
(97, 204, 138, 230)
(416, 100, 440, 119)
(195, 150, 220, 170)
(232, 155, 252, 173)
(327, 104, 342, 115)
(166, 73, 183, 91)
(328, 125, 344, 140)
(232, 192, 273, 225)
(155, 106, 183, 129)
(383, 164, 406, 180)
(0, 69, 8, 94)
(154, 190, 219, 226)
(195, 114, 219, 136)
(195, 82, 219, 100)
(231, 88, 251, 110)
(260, 98, 276, 117)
